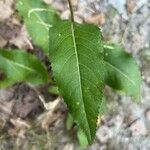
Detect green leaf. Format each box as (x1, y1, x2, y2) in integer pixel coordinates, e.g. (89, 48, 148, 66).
(104, 44, 141, 99)
(99, 97, 107, 115)
(66, 113, 89, 148)
(16, 0, 60, 55)
(49, 21, 104, 143)
(66, 113, 74, 131)
(0, 49, 48, 87)
(48, 85, 60, 95)
(77, 128, 88, 148)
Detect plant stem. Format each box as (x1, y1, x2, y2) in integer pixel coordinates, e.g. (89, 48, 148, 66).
(67, 0, 74, 22)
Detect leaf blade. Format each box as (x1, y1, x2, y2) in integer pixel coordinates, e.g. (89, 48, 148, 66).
(16, 0, 60, 54)
(49, 21, 104, 143)
(0, 49, 48, 87)
(104, 44, 141, 99)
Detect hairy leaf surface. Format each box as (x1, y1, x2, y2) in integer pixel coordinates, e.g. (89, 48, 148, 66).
(104, 44, 141, 99)
(0, 49, 48, 87)
(17, 0, 60, 54)
(49, 21, 104, 143)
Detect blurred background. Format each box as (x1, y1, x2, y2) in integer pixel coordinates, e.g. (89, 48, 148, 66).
(0, 0, 149, 149)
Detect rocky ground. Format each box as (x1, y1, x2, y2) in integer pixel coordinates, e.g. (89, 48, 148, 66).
(0, 0, 150, 149)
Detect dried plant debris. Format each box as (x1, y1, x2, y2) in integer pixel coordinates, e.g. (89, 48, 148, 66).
(0, 0, 14, 22)
(0, 85, 68, 150)
(38, 97, 66, 131)
(0, 84, 44, 119)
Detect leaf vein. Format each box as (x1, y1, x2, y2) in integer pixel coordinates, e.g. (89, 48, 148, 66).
(105, 61, 136, 86)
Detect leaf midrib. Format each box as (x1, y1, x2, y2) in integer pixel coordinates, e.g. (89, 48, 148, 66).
(32, 11, 52, 30)
(105, 61, 136, 86)
(71, 23, 91, 140)
(0, 55, 36, 73)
